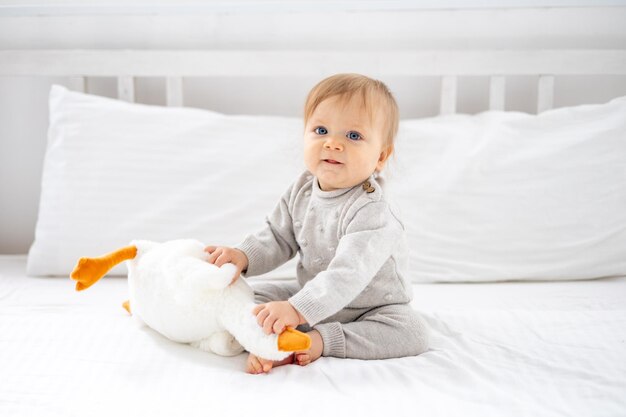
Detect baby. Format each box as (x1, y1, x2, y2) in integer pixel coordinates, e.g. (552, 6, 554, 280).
(205, 73, 429, 374)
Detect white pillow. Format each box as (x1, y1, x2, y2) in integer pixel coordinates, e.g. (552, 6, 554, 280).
(386, 96, 626, 282)
(27, 85, 305, 277)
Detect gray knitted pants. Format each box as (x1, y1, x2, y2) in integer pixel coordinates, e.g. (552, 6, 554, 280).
(252, 280, 429, 360)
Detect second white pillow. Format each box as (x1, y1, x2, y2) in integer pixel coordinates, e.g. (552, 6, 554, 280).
(386, 97, 626, 282)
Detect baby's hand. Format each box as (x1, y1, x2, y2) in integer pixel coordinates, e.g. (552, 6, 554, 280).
(204, 245, 249, 285)
(253, 301, 306, 335)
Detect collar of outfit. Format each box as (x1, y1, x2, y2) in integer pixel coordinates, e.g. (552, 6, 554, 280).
(311, 173, 378, 201)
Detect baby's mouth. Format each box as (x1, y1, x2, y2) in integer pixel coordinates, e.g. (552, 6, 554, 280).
(323, 159, 342, 165)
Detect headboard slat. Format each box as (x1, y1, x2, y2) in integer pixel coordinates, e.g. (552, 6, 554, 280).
(537, 75, 555, 113)
(166, 77, 184, 107)
(117, 76, 135, 102)
(489, 76, 506, 111)
(439, 75, 457, 115)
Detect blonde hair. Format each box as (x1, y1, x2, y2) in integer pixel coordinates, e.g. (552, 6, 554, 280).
(303, 73, 399, 155)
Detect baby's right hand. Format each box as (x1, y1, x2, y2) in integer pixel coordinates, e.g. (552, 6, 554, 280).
(204, 246, 249, 285)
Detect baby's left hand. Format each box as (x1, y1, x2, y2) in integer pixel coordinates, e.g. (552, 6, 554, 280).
(253, 301, 306, 335)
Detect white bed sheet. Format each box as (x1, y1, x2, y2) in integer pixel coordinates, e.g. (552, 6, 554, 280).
(1, 254, 625, 417)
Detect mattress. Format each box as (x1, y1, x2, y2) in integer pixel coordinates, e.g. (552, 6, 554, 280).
(1, 254, 625, 417)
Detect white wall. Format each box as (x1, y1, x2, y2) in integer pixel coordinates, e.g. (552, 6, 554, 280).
(1, 5, 626, 253)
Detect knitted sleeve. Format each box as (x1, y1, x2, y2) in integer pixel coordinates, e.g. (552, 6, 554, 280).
(234, 184, 298, 278)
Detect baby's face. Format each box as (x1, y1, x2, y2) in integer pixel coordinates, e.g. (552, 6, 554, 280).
(303, 95, 390, 191)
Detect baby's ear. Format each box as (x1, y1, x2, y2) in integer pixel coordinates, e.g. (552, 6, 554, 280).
(375, 145, 393, 171)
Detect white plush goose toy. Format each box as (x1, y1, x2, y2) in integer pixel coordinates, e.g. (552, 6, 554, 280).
(70, 239, 310, 360)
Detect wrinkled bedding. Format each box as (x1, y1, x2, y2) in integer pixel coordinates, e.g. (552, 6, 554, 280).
(1, 255, 625, 417)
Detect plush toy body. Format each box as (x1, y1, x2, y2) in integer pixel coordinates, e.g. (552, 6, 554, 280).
(70, 239, 310, 360)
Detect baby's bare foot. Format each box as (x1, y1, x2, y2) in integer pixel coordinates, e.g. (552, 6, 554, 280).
(295, 330, 324, 366)
(246, 352, 294, 374)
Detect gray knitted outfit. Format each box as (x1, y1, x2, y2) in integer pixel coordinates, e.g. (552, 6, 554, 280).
(235, 171, 429, 359)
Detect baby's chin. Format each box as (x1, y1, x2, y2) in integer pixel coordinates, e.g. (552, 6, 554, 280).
(316, 175, 343, 191)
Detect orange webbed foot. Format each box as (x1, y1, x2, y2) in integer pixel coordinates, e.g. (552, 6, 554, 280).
(277, 327, 312, 352)
(70, 257, 107, 291)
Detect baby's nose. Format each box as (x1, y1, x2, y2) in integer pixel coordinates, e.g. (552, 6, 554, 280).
(323, 138, 343, 151)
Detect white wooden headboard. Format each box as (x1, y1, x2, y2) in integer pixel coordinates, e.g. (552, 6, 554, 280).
(2, 49, 626, 115)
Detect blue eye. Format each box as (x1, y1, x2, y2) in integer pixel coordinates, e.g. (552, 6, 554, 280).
(314, 126, 328, 135)
(346, 131, 362, 141)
